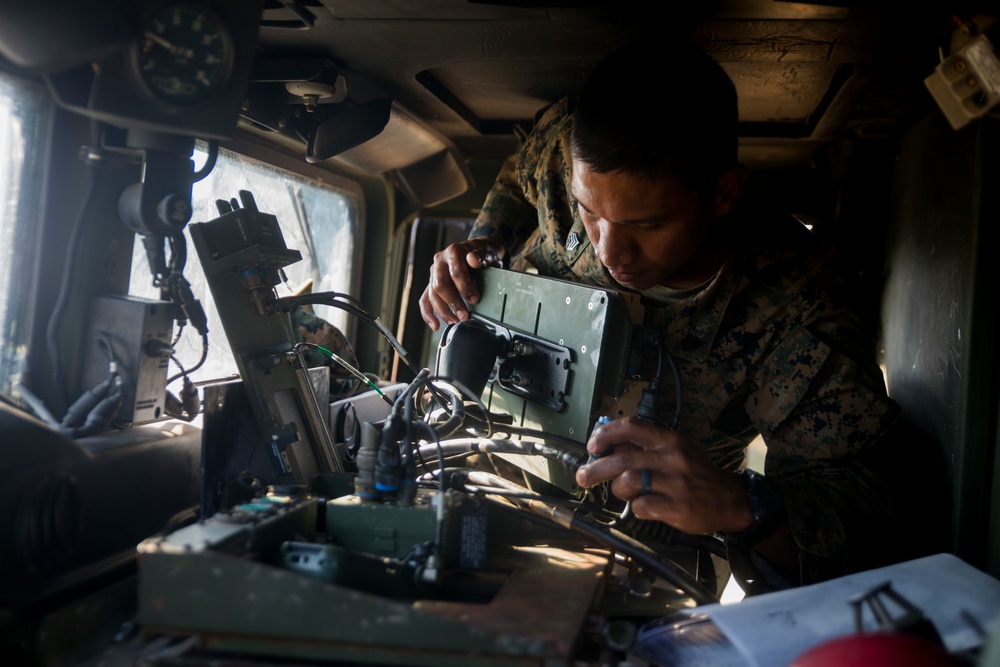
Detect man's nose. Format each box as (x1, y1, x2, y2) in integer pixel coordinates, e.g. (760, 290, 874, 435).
(594, 222, 632, 266)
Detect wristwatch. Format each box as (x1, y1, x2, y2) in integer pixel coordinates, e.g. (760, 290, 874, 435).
(724, 469, 785, 546)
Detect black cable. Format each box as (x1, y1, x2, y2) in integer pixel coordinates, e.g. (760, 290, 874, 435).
(414, 421, 448, 556)
(423, 465, 584, 509)
(487, 422, 586, 450)
(171, 321, 185, 347)
(425, 372, 588, 451)
(448, 469, 718, 605)
(291, 341, 391, 405)
(410, 421, 439, 481)
(634, 325, 682, 429)
(566, 506, 718, 605)
(388, 365, 717, 601)
(169, 353, 187, 378)
(308, 290, 379, 320)
(402, 383, 416, 472)
(191, 140, 219, 183)
(616, 327, 685, 525)
(421, 380, 465, 440)
(274, 292, 423, 377)
(166, 333, 208, 386)
(663, 343, 682, 431)
(419, 375, 481, 436)
(19, 327, 124, 438)
(461, 484, 582, 506)
(425, 373, 580, 450)
(377, 369, 430, 496)
(276, 294, 466, 419)
(168, 232, 187, 274)
(275, 291, 378, 325)
(415, 437, 586, 469)
(186, 334, 210, 375)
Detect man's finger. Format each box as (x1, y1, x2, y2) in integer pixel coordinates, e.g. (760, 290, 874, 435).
(418, 292, 440, 331)
(467, 246, 501, 269)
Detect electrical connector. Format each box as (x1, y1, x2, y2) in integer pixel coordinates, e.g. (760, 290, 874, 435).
(925, 30, 1000, 130)
(179, 376, 200, 419)
(587, 415, 613, 464)
(635, 381, 666, 425)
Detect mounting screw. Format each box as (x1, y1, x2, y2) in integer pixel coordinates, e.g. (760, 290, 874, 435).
(302, 94, 319, 112)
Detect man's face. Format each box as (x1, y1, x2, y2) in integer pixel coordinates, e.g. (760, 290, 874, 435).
(571, 160, 720, 291)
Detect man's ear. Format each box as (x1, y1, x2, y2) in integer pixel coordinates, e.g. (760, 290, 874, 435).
(712, 164, 747, 216)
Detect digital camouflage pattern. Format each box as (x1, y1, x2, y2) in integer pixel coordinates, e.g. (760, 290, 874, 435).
(290, 306, 361, 399)
(471, 97, 902, 583)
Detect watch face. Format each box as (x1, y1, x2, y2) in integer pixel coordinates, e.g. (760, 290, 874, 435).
(135, 3, 233, 106)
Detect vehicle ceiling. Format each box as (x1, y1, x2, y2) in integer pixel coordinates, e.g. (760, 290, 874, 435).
(0, 0, 982, 203)
(251, 0, 969, 174)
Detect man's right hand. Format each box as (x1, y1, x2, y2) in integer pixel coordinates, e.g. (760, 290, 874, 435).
(419, 237, 505, 331)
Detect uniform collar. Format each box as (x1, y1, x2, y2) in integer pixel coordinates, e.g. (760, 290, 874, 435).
(644, 252, 736, 363)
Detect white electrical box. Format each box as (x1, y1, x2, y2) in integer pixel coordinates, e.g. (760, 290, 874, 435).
(925, 34, 1000, 130)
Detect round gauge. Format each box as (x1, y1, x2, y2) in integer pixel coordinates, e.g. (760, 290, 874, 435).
(134, 3, 233, 107)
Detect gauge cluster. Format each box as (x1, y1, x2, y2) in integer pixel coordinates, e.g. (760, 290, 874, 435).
(42, 0, 263, 139)
(133, 3, 234, 107)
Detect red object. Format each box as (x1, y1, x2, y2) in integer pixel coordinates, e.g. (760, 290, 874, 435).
(789, 632, 963, 667)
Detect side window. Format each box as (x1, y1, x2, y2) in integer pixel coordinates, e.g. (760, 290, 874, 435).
(0, 74, 49, 401)
(128, 146, 361, 384)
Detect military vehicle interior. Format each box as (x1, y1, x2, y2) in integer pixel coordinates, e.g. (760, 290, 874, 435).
(1, 1, 1000, 665)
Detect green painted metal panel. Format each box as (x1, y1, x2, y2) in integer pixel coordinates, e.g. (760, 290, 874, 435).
(468, 268, 642, 492)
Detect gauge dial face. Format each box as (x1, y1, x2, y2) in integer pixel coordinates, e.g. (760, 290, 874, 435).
(135, 3, 233, 106)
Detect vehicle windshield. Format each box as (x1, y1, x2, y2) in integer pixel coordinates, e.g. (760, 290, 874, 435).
(0, 73, 49, 403)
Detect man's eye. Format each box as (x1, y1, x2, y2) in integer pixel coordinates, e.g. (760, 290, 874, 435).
(634, 220, 666, 231)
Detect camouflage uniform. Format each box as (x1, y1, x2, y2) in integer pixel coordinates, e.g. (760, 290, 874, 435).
(290, 306, 361, 399)
(471, 97, 902, 583)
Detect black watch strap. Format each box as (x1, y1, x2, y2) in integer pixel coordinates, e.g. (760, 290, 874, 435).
(723, 469, 785, 547)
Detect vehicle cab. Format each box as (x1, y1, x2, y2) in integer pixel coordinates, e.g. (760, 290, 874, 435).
(1, 2, 999, 666)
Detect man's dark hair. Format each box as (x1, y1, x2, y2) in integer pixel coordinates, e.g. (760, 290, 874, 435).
(570, 40, 739, 195)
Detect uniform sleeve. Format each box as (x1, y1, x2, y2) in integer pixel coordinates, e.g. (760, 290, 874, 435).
(747, 301, 901, 582)
(468, 98, 574, 261)
(468, 152, 537, 256)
